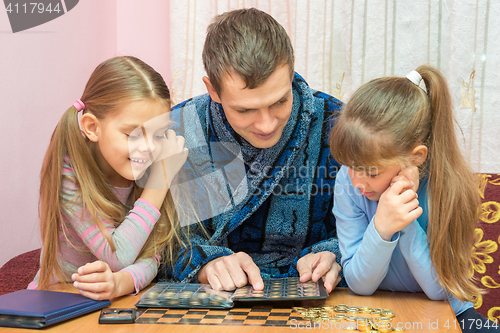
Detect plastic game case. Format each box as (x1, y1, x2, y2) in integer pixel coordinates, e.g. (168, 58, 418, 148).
(136, 277, 329, 309)
(98, 308, 136, 324)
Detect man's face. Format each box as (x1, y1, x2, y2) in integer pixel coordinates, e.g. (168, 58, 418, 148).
(205, 65, 293, 149)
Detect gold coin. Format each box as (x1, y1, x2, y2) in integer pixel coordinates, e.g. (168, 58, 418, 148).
(381, 310, 395, 318)
(378, 321, 393, 329)
(160, 291, 176, 298)
(213, 295, 226, 301)
(356, 323, 370, 332)
(189, 299, 201, 306)
(392, 328, 406, 331)
(377, 329, 392, 333)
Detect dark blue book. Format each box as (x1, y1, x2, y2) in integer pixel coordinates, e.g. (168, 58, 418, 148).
(0, 289, 110, 329)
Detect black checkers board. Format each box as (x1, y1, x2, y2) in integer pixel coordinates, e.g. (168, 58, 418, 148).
(134, 306, 303, 327)
(135, 277, 328, 310)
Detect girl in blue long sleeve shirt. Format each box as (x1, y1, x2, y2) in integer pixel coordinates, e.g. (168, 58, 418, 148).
(329, 65, 498, 333)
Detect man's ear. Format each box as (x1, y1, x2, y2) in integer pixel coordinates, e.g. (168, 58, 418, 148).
(80, 113, 100, 142)
(411, 145, 428, 166)
(202, 76, 222, 104)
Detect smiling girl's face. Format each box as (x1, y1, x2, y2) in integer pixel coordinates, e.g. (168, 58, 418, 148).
(93, 100, 171, 187)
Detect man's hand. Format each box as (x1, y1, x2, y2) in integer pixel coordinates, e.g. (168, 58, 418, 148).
(296, 251, 341, 293)
(198, 252, 264, 291)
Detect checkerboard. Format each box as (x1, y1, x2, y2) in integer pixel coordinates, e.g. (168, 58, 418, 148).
(135, 306, 304, 327)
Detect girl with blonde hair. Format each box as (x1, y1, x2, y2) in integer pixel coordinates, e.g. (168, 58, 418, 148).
(29, 56, 188, 300)
(330, 65, 497, 332)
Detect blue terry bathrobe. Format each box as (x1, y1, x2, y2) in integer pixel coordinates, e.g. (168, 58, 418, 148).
(158, 73, 345, 286)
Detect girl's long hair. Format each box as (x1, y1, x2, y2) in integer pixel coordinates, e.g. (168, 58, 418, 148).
(38, 56, 190, 289)
(329, 65, 482, 302)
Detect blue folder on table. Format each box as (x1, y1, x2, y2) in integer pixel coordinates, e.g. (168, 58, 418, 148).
(0, 289, 110, 329)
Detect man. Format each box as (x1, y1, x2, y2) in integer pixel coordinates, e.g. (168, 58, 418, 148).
(159, 8, 345, 293)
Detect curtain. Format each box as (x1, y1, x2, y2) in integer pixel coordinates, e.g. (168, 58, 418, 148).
(168, 0, 499, 173)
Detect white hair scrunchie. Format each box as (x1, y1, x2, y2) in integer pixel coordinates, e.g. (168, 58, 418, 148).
(406, 70, 424, 91)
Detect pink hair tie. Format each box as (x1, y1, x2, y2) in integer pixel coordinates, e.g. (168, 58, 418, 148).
(73, 99, 85, 112)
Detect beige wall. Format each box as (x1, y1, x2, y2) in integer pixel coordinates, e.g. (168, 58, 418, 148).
(0, 0, 170, 267)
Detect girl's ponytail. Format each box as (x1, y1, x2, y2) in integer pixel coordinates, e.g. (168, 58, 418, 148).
(418, 65, 483, 302)
(38, 104, 122, 289)
(39, 105, 81, 289)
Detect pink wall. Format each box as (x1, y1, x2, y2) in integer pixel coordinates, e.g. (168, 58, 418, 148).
(0, 0, 171, 268)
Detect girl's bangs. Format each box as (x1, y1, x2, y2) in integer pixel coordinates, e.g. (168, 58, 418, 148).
(329, 117, 394, 169)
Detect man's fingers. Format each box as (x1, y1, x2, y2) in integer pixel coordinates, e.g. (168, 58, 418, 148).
(310, 252, 336, 282)
(242, 262, 263, 291)
(202, 253, 262, 292)
(222, 256, 249, 289)
(297, 256, 314, 282)
(322, 263, 342, 293)
(210, 260, 235, 291)
(206, 272, 223, 291)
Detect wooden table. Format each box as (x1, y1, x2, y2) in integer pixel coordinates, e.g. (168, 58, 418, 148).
(0, 285, 461, 332)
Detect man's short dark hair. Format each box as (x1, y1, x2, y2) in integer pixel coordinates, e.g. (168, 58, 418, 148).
(202, 8, 294, 95)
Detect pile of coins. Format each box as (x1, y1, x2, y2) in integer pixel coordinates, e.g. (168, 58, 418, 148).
(294, 304, 404, 332)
